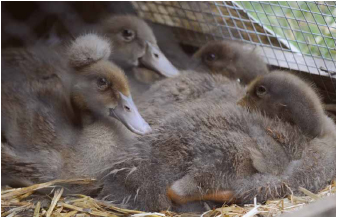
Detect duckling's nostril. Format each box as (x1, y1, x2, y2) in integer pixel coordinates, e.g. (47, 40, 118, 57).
(154, 53, 159, 58)
(124, 105, 131, 112)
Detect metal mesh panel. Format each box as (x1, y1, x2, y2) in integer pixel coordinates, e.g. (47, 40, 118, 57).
(133, 1, 336, 100)
(2, 1, 336, 102)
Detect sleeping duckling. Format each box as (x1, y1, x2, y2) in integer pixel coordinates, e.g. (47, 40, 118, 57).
(97, 71, 335, 212)
(168, 71, 336, 207)
(192, 40, 269, 84)
(99, 15, 179, 78)
(232, 70, 336, 203)
(238, 71, 334, 137)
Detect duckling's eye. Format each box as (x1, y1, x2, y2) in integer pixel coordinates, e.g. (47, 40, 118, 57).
(256, 85, 267, 97)
(97, 77, 109, 91)
(204, 53, 218, 62)
(122, 29, 135, 42)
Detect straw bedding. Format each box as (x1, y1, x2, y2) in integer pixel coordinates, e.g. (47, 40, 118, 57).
(1, 178, 335, 217)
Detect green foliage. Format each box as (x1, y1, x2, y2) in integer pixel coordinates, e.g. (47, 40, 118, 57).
(236, 1, 336, 59)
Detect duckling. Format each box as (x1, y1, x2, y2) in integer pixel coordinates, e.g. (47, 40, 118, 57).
(2, 47, 78, 186)
(136, 40, 269, 125)
(137, 71, 245, 126)
(34, 15, 179, 92)
(1, 34, 151, 186)
(66, 34, 151, 134)
(96, 71, 335, 212)
(192, 40, 269, 84)
(99, 15, 179, 78)
(168, 71, 336, 206)
(232, 71, 336, 203)
(238, 71, 334, 137)
(96, 102, 297, 211)
(3, 34, 150, 137)
(149, 22, 193, 70)
(2, 46, 77, 149)
(124, 22, 192, 97)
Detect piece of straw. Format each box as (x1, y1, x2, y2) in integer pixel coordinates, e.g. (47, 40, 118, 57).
(46, 188, 64, 217)
(298, 187, 319, 200)
(1, 178, 94, 200)
(33, 202, 41, 217)
(59, 202, 118, 217)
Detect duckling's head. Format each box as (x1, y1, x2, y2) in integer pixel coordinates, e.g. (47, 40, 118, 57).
(100, 15, 179, 77)
(192, 41, 268, 84)
(68, 34, 151, 135)
(238, 71, 328, 137)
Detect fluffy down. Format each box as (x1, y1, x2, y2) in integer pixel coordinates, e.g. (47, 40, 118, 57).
(68, 33, 111, 68)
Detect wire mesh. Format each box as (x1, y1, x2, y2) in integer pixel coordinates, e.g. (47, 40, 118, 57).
(133, 1, 336, 100)
(1, 1, 336, 102)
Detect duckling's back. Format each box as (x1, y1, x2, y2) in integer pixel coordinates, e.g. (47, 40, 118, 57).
(137, 71, 245, 126)
(2, 47, 80, 185)
(97, 101, 303, 211)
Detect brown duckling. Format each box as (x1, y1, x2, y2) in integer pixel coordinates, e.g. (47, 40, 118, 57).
(66, 34, 151, 134)
(192, 40, 269, 84)
(99, 15, 179, 78)
(2, 46, 78, 186)
(38, 75, 238, 181)
(96, 71, 335, 212)
(35, 15, 179, 97)
(1, 34, 151, 186)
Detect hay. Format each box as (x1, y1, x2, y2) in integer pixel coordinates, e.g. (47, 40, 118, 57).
(1, 179, 335, 217)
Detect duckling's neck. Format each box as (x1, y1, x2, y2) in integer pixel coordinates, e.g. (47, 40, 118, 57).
(320, 116, 336, 138)
(291, 103, 332, 138)
(78, 109, 97, 126)
(70, 95, 96, 127)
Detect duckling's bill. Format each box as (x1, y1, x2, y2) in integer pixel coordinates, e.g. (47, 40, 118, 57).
(109, 92, 151, 135)
(140, 42, 180, 78)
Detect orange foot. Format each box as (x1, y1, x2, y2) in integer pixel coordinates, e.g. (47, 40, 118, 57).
(167, 187, 236, 205)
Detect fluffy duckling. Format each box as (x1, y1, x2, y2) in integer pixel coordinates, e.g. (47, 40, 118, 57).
(192, 40, 269, 84)
(97, 71, 335, 212)
(238, 71, 334, 137)
(67, 34, 151, 134)
(137, 71, 245, 126)
(168, 71, 336, 206)
(3, 34, 150, 138)
(136, 40, 269, 125)
(99, 15, 179, 78)
(1, 34, 151, 186)
(2, 47, 78, 186)
(2, 46, 76, 149)
(35, 15, 179, 94)
(232, 71, 336, 203)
